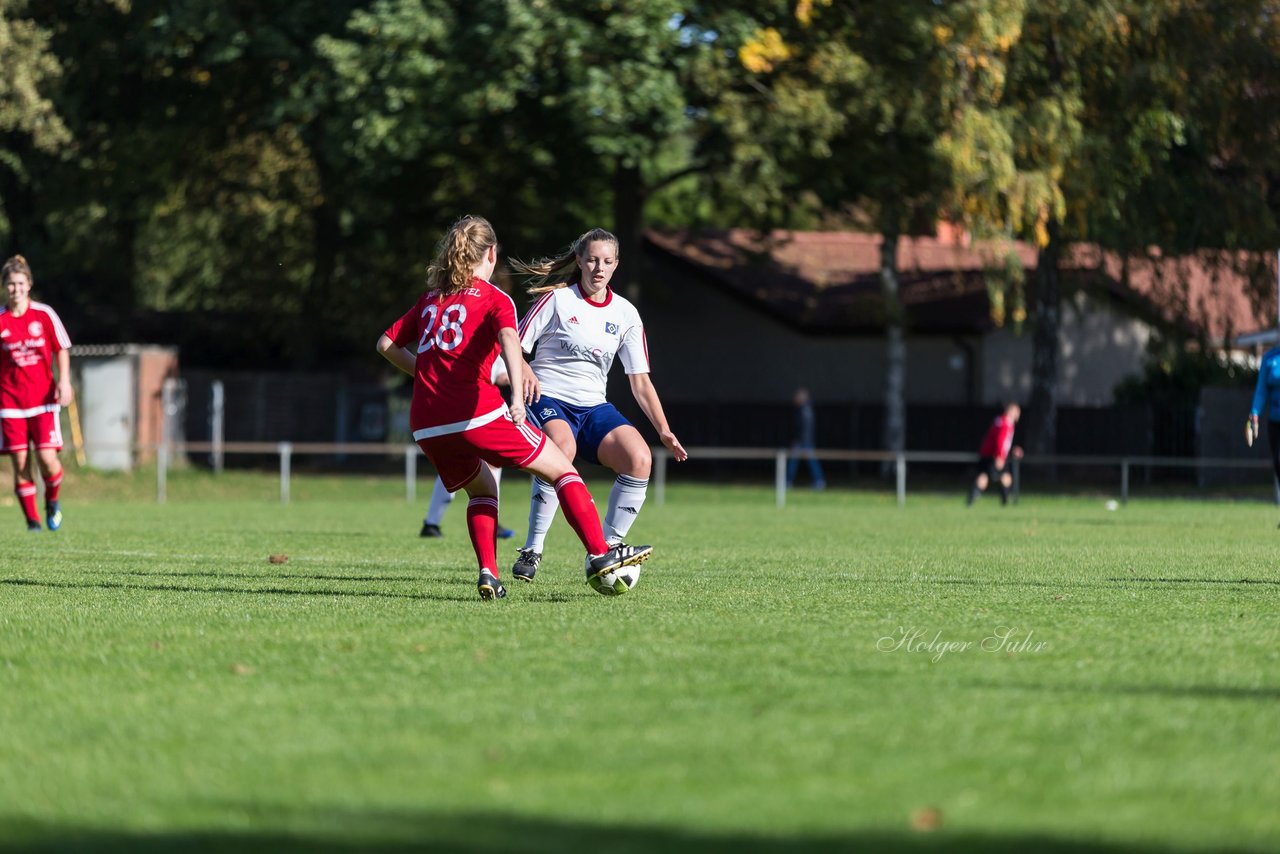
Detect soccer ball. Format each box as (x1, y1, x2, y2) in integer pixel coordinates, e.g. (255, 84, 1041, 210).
(589, 563, 641, 596)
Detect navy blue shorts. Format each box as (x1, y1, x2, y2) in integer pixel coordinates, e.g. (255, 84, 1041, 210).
(527, 395, 631, 465)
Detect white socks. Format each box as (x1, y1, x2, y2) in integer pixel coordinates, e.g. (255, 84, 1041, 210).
(523, 477, 560, 552)
(603, 474, 648, 545)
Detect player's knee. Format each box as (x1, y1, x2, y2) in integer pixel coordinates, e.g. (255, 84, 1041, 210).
(629, 445, 652, 478)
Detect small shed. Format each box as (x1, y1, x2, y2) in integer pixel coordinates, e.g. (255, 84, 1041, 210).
(72, 344, 180, 470)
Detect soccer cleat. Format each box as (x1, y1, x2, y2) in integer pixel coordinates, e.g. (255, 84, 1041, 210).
(420, 522, 444, 538)
(585, 542, 653, 581)
(477, 570, 507, 600)
(26, 520, 42, 532)
(46, 502, 62, 531)
(512, 548, 542, 583)
(496, 524, 516, 540)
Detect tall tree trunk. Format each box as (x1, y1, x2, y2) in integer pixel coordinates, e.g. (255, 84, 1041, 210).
(1026, 222, 1061, 454)
(881, 229, 906, 461)
(612, 162, 646, 303)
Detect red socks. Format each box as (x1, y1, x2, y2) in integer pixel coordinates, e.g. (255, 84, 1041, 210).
(45, 469, 63, 504)
(16, 482, 38, 525)
(554, 472, 609, 556)
(467, 497, 499, 573)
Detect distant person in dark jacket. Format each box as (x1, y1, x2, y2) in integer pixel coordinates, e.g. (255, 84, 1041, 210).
(1248, 345, 1280, 511)
(786, 387, 825, 490)
(967, 402, 1022, 506)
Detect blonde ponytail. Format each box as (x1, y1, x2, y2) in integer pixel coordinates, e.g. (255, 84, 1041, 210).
(426, 215, 497, 294)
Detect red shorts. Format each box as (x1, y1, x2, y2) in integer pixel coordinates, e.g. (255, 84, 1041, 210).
(0, 406, 62, 453)
(417, 414, 547, 492)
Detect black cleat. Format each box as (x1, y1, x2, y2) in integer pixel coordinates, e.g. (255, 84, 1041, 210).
(26, 520, 42, 532)
(420, 522, 443, 538)
(477, 570, 507, 600)
(586, 543, 653, 581)
(512, 548, 541, 583)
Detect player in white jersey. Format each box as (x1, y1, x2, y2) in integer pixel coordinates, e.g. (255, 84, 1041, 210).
(509, 227, 687, 582)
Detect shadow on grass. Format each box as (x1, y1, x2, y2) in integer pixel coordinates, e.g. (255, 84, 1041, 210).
(86, 568, 426, 584)
(1109, 577, 1280, 587)
(966, 679, 1280, 702)
(0, 577, 475, 604)
(0, 810, 1246, 854)
(924, 576, 1280, 589)
(0, 576, 591, 604)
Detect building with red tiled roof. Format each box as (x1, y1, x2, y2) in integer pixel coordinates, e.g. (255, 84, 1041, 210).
(635, 229, 1272, 409)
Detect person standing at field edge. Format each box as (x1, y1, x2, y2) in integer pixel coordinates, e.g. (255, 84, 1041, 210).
(786, 386, 825, 490)
(1247, 345, 1280, 514)
(376, 215, 651, 600)
(508, 227, 687, 583)
(0, 255, 73, 531)
(966, 401, 1022, 506)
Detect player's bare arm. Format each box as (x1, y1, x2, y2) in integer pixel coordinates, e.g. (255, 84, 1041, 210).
(375, 334, 416, 376)
(628, 372, 688, 462)
(55, 349, 73, 405)
(498, 328, 526, 426)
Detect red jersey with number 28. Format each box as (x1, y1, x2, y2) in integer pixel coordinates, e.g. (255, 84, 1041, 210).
(384, 277, 518, 438)
(0, 302, 72, 412)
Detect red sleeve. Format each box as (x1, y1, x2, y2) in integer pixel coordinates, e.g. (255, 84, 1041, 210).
(384, 298, 422, 348)
(490, 288, 517, 335)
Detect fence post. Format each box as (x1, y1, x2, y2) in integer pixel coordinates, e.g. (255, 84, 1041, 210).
(653, 448, 668, 507)
(1121, 458, 1129, 505)
(776, 450, 787, 508)
(210, 380, 225, 474)
(895, 453, 906, 507)
(405, 445, 417, 503)
(157, 442, 168, 504)
(279, 441, 292, 504)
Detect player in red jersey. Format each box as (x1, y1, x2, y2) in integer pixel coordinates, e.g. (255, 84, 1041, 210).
(967, 402, 1022, 506)
(376, 215, 651, 599)
(0, 255, 73, 531)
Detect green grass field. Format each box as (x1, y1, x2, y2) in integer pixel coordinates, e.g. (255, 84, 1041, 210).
(1, 472, 1278, 853)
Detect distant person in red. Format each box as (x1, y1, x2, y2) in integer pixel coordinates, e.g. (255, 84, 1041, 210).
(966, 402, 1022, 506)
(0, 255, 72, 531)
(376, 215, 651, 600)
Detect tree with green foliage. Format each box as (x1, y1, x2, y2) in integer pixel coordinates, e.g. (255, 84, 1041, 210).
(0, 0, 72, 241)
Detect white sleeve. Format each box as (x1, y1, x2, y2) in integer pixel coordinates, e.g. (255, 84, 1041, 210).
(517, 291, 557, 354)
(617, 306, 650, 375)
(490, 357, 507, 384)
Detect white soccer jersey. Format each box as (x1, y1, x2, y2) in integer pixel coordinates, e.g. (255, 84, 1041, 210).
(518, 285, 649, 407)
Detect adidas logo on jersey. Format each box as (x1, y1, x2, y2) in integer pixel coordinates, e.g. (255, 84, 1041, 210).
(568, 316, 579, 324)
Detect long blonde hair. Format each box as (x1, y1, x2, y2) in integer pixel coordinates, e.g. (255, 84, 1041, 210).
(513, 228, 619, 295)
(426, 215, 497, 294)
(1, 255, 34, 287)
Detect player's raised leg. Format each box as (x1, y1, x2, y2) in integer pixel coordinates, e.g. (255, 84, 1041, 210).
(520, 439, 651, 585)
